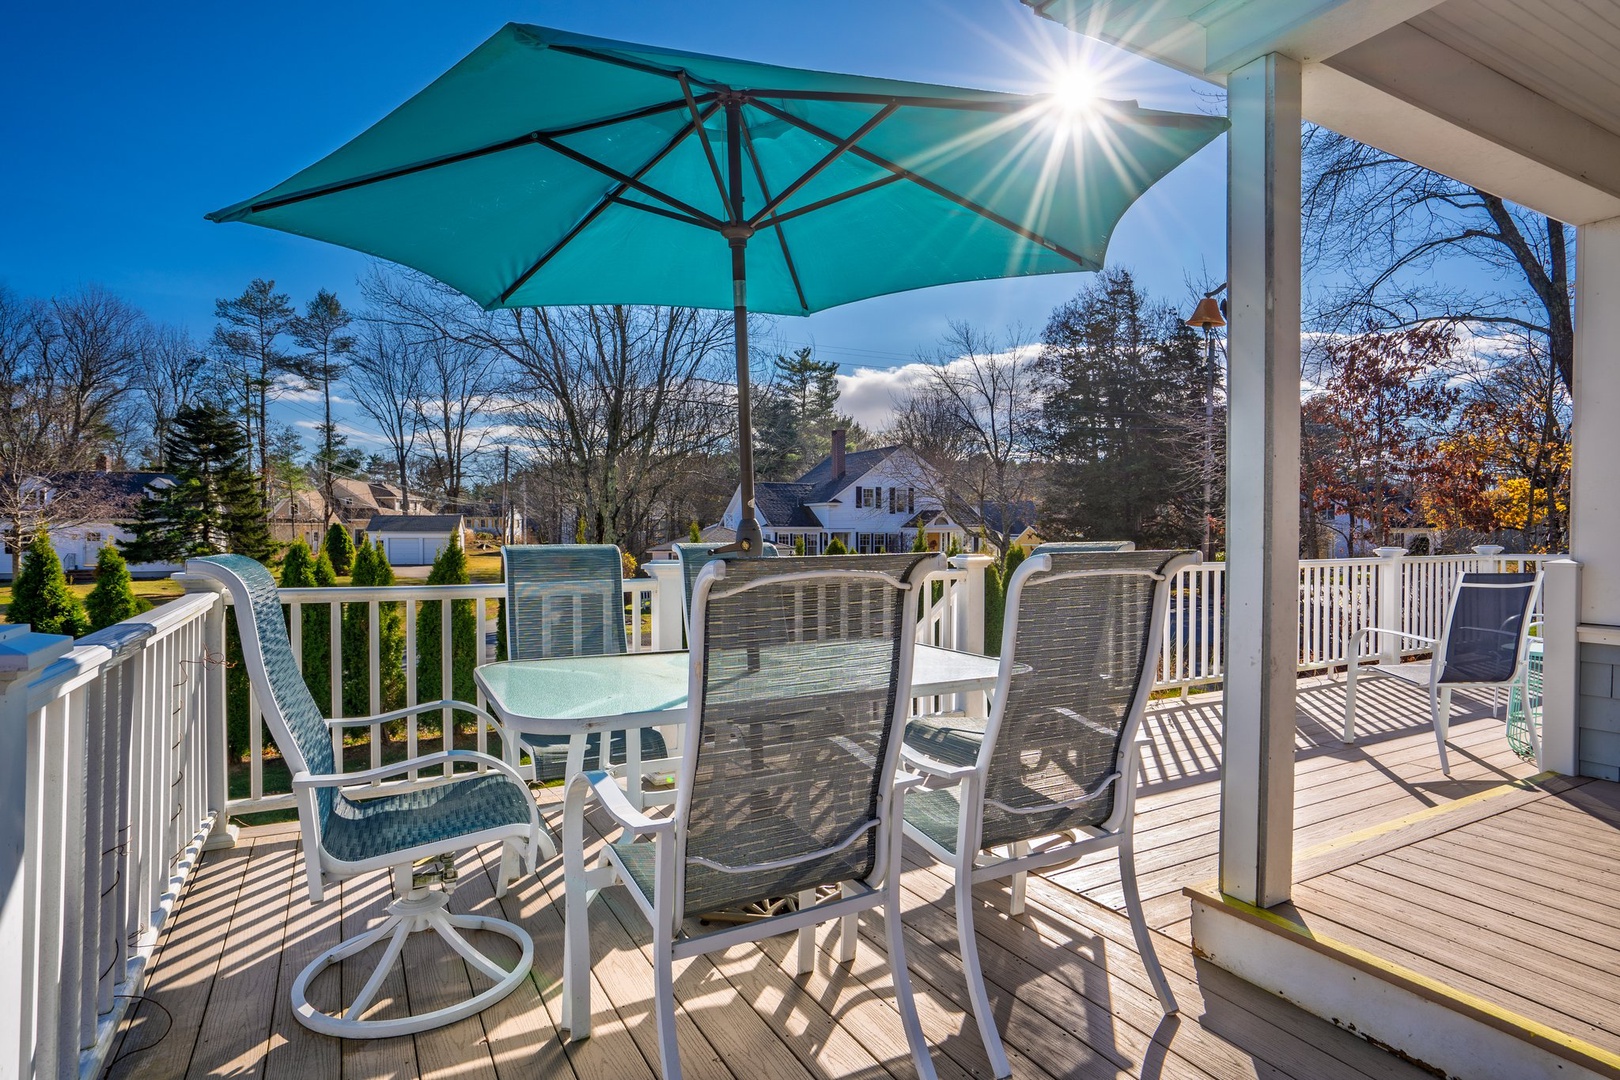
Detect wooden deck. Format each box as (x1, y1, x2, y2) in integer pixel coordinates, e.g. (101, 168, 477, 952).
(104, 675, 1542, 1080)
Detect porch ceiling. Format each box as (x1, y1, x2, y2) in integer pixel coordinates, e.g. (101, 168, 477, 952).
(1028, 0, 1620, 223)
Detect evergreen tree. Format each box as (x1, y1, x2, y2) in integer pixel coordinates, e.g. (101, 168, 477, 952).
(7, 531, 88, 636)
(323, 521, 356, 576)
(291, 289, 359, 522)
(754, 348, 859, 480)
(122, 403, 272, 563)
(416, 536, 478, 730)
(85, 545, 149, 631)
(342, 536, 406, 718)
(1036, 269, 1208, 547)
(824, 536, 850, 555)
(281, 540, 334, 714)
(688, 521, 702, 543)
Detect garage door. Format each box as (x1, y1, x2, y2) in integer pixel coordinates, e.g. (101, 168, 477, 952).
(387, 537, 424, 565)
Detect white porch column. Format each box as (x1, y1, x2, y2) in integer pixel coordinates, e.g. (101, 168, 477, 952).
(1574, 217, 1620, 626)
(1220, 53, 1302, 908)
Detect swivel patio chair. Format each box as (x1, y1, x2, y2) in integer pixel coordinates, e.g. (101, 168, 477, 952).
(1344, 569, 1544, 773)
(902, 548, 1196, 1079)
(562, 553, 944, 1080)
(502, 544, 668, 783)
(189, 554, 540, 1038)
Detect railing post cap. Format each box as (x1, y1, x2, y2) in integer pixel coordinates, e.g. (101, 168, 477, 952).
(1373, 546, 1406, 558)
(949, 553, 995, 570)
(643, 560, 682, 578)
(0, 623, 73, 675)
(1472, 544, 1506, 556)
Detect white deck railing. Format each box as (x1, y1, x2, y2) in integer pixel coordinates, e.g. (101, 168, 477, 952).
(1, 585, 225, 1080)
(0, 546, 1559, 1080)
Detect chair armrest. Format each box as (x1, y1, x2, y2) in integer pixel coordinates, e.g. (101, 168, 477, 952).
(893, 770, 925, 793)
(899, 742, 976, 782)
(564, 769, 672, 836)
(1351, 626, 1438, 649)
(292, 749, 526, 790)
(326, 698, 500, 730)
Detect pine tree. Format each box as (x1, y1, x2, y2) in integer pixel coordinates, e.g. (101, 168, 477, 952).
(824, 536, 850, 555)
(122, 403, 272, 563)
(688, 521, 702, 543)
(323, 521, 356, 576)
(280, 540, 333, 714)
(416, 536, 478, 732)
(342, 537, 406, 718)
(85, 545, 149, 631)
(7, 530, 88, 636)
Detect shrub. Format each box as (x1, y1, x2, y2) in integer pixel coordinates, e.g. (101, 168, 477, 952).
(322, 522, 355, 577)
(416, 536, 478, 730)
(281, 539, 334, 714)
(85, 545, 150, 631)
(8, 530, 88, 637)
(824, 536, 850, 555)
(342, 536, 407, 718)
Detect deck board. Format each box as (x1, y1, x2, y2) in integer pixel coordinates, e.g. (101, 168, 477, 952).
(106, 675, 1549, 1080)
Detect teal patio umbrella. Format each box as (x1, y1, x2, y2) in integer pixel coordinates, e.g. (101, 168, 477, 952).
(210, 24, 1225, 553)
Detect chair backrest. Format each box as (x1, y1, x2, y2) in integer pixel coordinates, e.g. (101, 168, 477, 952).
(673, 541, 778, 634)
(975, 549, 1195, 848)
(1031, 541, 1137, 553)
(670, 552, 942, 923)
(1436, 571, 1543, 685)
(502, 544, 626, 660)
(187, 554, 338, 831)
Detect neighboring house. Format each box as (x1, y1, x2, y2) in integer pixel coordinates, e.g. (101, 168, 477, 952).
(441, 500, 526, 543)
(270, 476, 411, 549)
(365, 514, 465, 566)
(718, 431, 980, 555)
(962, 500, 1043, 556)
(2, 470, 181, 580)
(645, 522, 736, 561)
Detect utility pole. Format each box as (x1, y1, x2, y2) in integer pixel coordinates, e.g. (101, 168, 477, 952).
(501, 446, 511, 545)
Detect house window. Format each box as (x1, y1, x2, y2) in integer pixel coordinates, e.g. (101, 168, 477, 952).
(887, 487, 896, 513)
(907, 488, 915, 514)
(85, 532, 102, 543)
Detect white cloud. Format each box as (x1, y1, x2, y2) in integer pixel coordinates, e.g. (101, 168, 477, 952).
(836, 345, 1039, 431)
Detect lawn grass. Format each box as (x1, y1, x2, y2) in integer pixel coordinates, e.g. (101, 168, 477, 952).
(0, 575, 186, 620)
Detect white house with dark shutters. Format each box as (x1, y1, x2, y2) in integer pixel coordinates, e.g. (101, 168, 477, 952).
(719, 430, 983, 555)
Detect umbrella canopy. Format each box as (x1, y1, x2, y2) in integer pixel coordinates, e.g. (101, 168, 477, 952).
(210, 24, 1227, 551)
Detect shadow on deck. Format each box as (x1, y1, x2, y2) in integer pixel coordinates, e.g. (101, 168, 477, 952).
(104, 675, 1533, 1080)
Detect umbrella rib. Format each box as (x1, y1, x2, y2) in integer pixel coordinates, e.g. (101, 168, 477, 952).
(498, 104, 721, 304)
(225, 96, 708, 216)
(748, 104, 897, 227)
(738, 122, 809, 314)
(751, 99, 1095, 270)
(530, 133, 722, 228)
(766, 174, 905, 228)
(680, 72, 730, 207)
(605, 196, 714, 230)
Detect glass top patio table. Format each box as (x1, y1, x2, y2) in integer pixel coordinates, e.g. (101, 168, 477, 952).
(474, 642, 1004, 738)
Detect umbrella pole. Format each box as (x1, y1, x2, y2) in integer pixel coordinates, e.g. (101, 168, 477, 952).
(729, 231, 765, 557)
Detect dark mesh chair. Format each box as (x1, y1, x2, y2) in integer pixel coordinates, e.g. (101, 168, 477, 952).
(189, 555, 539, 1038)
(902, 549, 1195, 1078)
(501, 544, 668, 782)
(562, 553, 944, 1080)
(1344, 570, 1544, 773)
(672, 540, 777, 637)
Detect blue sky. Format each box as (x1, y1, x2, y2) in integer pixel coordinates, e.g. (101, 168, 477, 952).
(0, 0, 1224, 380)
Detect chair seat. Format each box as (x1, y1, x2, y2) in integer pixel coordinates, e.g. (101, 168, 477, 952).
(905, 713, 986, 769)
(522, 727, 670, 782)
(905, 783, 1115, 853)
(611, 826, 872, 917)
(323, 773, 534, 864)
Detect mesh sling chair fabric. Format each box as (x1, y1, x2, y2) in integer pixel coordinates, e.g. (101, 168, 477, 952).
(562, 552, 943, 1080)
(672, 541, 778, 637)
(1343, 570, 1543, 774)
(187, 554, 539, 1038)
(501, 544, 668, 780)
(901, 549, 1195, 1078)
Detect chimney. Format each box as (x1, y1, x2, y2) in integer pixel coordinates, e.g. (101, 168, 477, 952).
(831, 428, 846, 479)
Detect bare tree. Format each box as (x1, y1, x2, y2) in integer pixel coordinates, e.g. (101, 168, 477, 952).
(349, 320, 424, 513)
(891, 322, 1040, 559)
(1302, 127, 1573, 391)
(212, 279, 298, 502)
(363, 268, 735, 550)
(136, 324, 214, 468)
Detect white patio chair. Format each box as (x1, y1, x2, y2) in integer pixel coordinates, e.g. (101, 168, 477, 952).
(902, 548, 1197, 1079)
(502, 544, 668, 786)
(190, 554, 541, 1038)
(562, 552, 944, 1080)
(1344, 569, 1544, 774)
